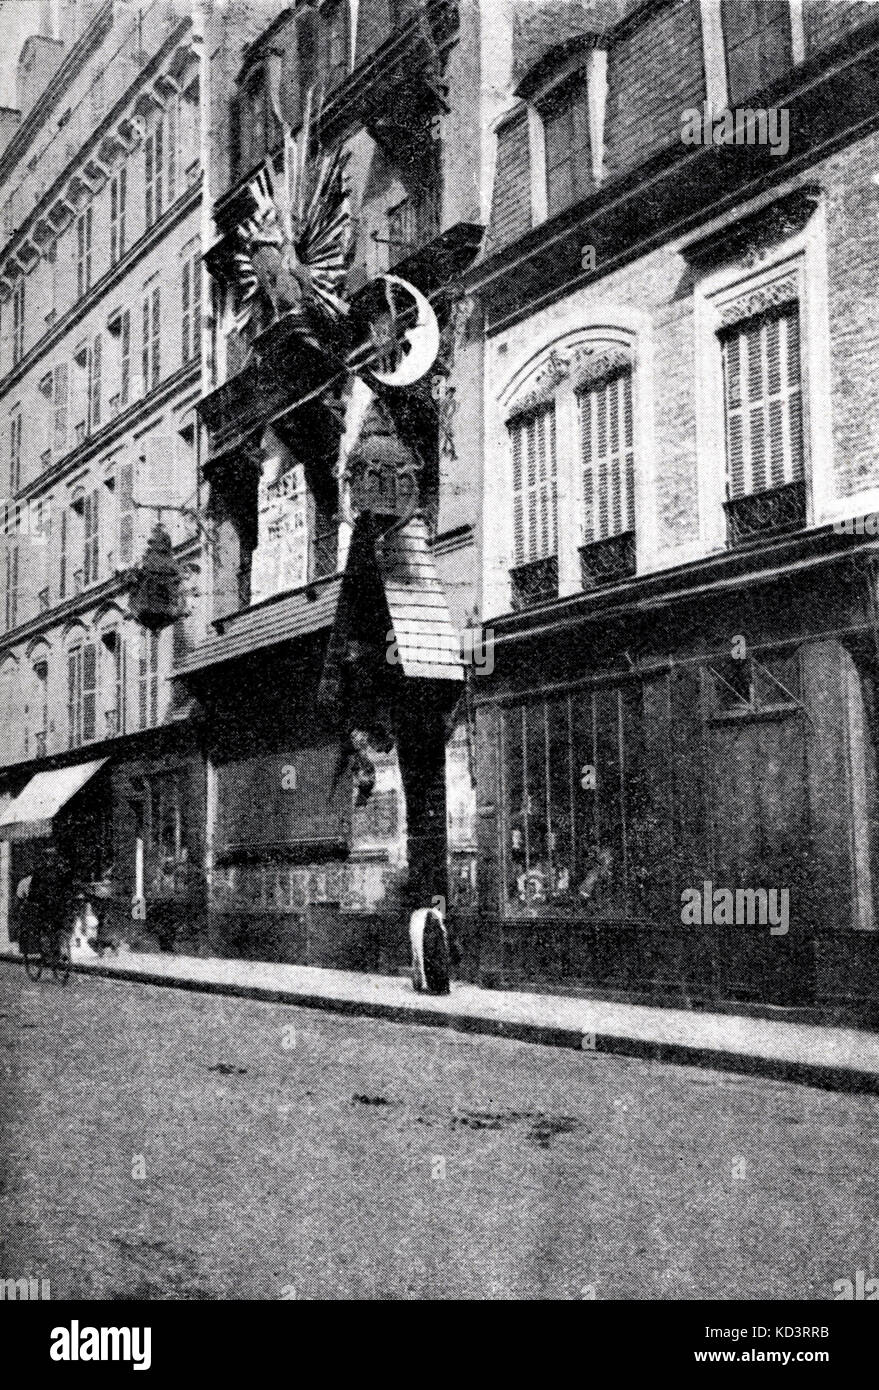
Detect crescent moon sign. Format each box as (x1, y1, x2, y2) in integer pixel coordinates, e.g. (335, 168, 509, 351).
(361, 274, 440, 388)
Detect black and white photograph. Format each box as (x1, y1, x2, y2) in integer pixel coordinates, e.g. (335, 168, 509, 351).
(0, 0, 877, 1336)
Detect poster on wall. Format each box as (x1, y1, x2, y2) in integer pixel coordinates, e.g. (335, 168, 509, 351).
(250, 463, 313, 605)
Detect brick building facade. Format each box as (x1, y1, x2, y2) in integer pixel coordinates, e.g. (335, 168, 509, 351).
(465, 0, 879, 1019)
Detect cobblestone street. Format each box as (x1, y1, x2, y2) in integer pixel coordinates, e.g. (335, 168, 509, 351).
(0, 963, 876, 1300)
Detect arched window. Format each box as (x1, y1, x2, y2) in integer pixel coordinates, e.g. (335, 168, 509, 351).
(502, 331, 638, 609)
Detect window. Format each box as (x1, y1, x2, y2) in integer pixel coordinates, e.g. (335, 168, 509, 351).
(53, 362, 68, 456)
(76, 207, 92, 299)
(10, 408, 22, 494)
(540, 76, 591, 217)
(110, 167, 127, 265)
(12, 278, 24, 364)
(148, 771, 187, 861)
(59, 506, 67, 599)
(721, 302, 803, 501)
(510, 404, 558, 564)
(138, 628, 159, 729)
(83, 487, 100, 587)
(32, 657, 49, 754)
(67, 637, 97, 748)
(109, 308, 132, 410)
(502, 684, 650, 918)
(577, 365, 637, 587)
(142, 283, 161, 392)
(90, 333, 102, 430)
(181, 245, 202, 366)
(710, 647, 802, 717)
(101, 628, 125, 737)
(118, 460, 134, 566)
(722, 0, 793, 106)
(4, 543, 19, 630)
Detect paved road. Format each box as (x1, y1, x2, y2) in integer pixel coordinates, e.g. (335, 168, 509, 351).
(0, 961, 876, 1299)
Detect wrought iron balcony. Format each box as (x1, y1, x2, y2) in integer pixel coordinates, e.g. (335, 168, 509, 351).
(725, 479, 807, 548)
(579, 530, 637, 589)
(510, 555, 559, 611)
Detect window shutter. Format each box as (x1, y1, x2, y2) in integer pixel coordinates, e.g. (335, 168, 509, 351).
(90, 332, 102, 429)
(151, 286, 161, 388)
(167, 99, 177, 206)
(67, 647, 80, 748)
(181, 258, 190, 364)
(119, 167, 126, 256)
(82, 641, 97, 743)
(509, 404, 557, 566)
(116, 634, 126, 735)
(120, 309, 131, 406)
(154, 117, 164, 221)
(119, 460, 134, 565)
(721, 304, 803, 500)
(491, 115, 532, 246)
(110, 175, 118, 263)
(53, 363, 68, 454)
(142, 295, 150, 393)
(150, 631, 159, 727)
(59, 505, 67, 598)
(145, 132, 154, 227)
(579, 370, 635, 543)
(192, 252, 202, 361)
(138, 629, 148, 729)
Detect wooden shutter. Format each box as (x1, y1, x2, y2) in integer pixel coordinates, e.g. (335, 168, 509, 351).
(53, 363, 68, 454)
(151, 286, 160, 388)
(90, 332, 102, 429)
(181, 258, 190, 364)
(110, 175, 118, 263)
(721, 304, 803, 500)
(192, 252, 202, 360)
(120, 308, 130, 406)
(543, 82, 590, 216)
(509, 404, 557, 566)
(67, 646, 81, 748)
(82, 641, 97, 742)
(84, 486, 99, 585)
(119, 460, 134, 565)
(154, 117, 164, 221)
(142, 295, 150, 392)
(118, 167, 126, 257)
(138, 629, 148, 729)
(579, 370, 635, 542)
(166, 99, 177, 206)
(491, 114, 531, 246)
(150, 632, 159, 726)
(145, 132, 154, 227)
(59, 505, 67, 599)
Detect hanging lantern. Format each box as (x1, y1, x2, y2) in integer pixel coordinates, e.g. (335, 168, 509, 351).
(346, 397, 421, 519)
(129, 524, 184, 631)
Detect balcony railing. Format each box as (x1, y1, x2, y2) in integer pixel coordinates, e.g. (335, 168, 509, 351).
(579, 530, 637, 589)
(725, 479, 807, 548)
(510, 555, 559, 611)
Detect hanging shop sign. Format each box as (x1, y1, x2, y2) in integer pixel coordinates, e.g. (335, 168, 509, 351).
(129, 525, 184, 632)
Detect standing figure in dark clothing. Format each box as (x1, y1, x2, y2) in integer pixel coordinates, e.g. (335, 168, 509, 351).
(27, 847, 77, 962)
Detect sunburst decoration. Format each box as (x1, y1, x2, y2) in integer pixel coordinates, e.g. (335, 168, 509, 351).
(233, 95, 354, 345)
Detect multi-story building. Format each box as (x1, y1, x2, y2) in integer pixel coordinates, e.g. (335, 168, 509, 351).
(175, 0, 497, 969)
(0, 0, 216, 949)
(466, 0, 879, 1019)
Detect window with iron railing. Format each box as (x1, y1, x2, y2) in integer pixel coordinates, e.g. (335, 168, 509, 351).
(509, 404, 559, 609)
(578, 368, 637, 588)
(721, 301, 806, 545)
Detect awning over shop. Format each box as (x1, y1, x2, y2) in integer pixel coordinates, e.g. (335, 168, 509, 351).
(0, 759, 108, 842)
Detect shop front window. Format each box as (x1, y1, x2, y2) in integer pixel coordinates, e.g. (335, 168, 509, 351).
(502, 685, 652, 920)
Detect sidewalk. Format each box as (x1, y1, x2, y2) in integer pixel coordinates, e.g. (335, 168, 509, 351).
(3, 944, 879, 1092)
